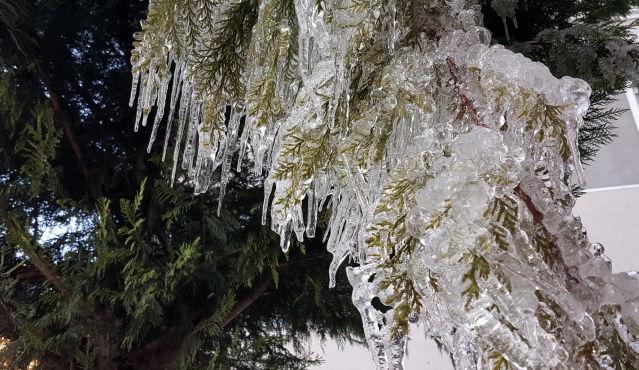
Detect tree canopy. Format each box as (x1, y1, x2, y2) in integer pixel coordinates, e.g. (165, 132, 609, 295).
(0, 1, 363, 369)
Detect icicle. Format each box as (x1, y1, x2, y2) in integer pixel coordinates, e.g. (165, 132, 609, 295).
(147, 115, 161, 152)
(262, 178, 275, 226)
(292, 205, 305, 242)
(387, 0, 398, 55)
(279, 221, 292, 253)
(134, 104, 142, 132)
(568, 124, 587, 187)
(139, 72, 154, 114)
(193, 155, 214, 194)
(170, 79, 193, 186)
(502, 17, 510, 41)
(216, 170, 228, 216)
(347, 266, 397, 370)
(140, 108, 150, 128)
(321, 191, 335, 243)
(147, 71, 171, 152)
(305, 181, 317, 238)
(328, 249, 349, 288)
(491, 0, 518, 41)
(386, 334, 407, 370)
(163, 61, 184, 161)
(217, 104, 243, 216)
(181, 100, 202, 174)
(236, 113, 251, 172)
(129, 71, 140, 108)
(306, 37, 315, 76)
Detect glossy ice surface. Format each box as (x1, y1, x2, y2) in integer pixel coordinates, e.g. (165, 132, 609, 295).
(131, 1, 639, 368)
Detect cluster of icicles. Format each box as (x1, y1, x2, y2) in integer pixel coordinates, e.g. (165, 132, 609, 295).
(131, 0, 639, 368)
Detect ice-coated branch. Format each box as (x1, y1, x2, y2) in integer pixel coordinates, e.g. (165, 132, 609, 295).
(131, 0, 639, 368)
(447, 54, 578, 289)
(446, 57, 488, 128)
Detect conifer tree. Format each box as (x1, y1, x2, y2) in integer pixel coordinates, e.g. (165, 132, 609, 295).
(129, 0, 639, 369)
(0, 1, 362, 369)
(2, 0, 639, 369)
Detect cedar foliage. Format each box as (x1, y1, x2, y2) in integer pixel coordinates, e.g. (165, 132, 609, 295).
(0, 1, 362, 369)
(1, 0, 638, 369)
(482, 0, 639, 163)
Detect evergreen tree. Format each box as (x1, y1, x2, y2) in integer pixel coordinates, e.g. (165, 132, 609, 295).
(0, 1, 362, 369)
(129, 0, 639, 369)
(2, 0, 639, 369)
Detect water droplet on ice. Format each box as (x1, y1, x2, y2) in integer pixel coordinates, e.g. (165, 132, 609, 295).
(588, 242, 604, 256)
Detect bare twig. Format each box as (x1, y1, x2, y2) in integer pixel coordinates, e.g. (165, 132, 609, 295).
(445, 57, 577, 284)
(513, 185, 578, 285)
(446, 57, 488, 128)
(220, 273, 273, 329)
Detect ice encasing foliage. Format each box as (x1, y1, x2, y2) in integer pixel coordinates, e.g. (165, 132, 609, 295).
(130, 0, 639, 368)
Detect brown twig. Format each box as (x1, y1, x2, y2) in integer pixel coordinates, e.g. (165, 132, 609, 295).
(220, 273, 273, 329)
(513, 185, 577, 284)
(446, 57, 488, 128)
(444, 57, 576, 284)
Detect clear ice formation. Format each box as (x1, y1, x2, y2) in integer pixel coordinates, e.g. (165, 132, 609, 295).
(131, 0, 639, 368)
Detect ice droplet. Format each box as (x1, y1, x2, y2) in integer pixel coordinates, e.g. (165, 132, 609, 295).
(588, 242, 605, 257)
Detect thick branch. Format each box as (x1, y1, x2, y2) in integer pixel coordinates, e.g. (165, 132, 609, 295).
(141, 326, 178, 354)
(22, 254, 69, 296)
(41, 76, 102, 200)
(4, 217, 70, 297)
(5, 217, 71, 296)
(221, 273, 273, 329)
(129, 272, 274, 363)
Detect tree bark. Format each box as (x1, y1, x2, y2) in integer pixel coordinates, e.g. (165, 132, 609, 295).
(4, 216, 70, 296)
(220, 273, 274, 329)
(127, 273, 275, 369)
(41, 75, 102, 200)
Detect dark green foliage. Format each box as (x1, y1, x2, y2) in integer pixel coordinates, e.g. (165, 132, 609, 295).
(579, 87, 622, 163)
(193, 0, 259, 100)
(0, 1, 362, 369)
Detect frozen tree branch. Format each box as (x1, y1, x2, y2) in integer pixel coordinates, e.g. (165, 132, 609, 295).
(130, 0, 639, 368)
